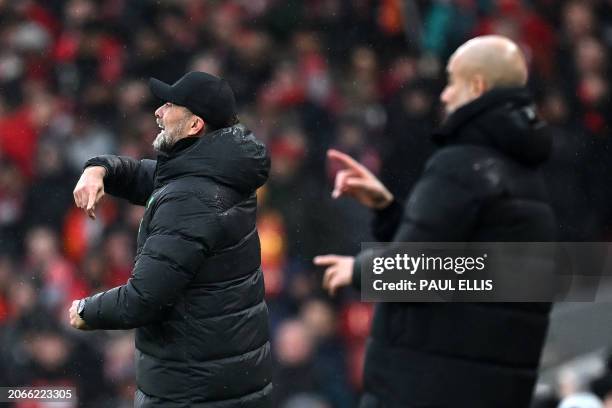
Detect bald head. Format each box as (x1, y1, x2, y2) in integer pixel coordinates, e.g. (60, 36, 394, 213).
(441, 36, 528, 115)
(452, 35, 528, 88)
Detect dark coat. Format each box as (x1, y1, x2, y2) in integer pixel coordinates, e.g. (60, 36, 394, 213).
(82, 125, 273, 407)
(354, 88, 556, 408)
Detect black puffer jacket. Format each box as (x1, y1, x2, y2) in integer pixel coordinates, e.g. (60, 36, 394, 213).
(354, 88, 556, 408)
(82, 125, 272, 407)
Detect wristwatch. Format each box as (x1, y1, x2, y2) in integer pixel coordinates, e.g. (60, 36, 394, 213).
(77, 299, 87, 320)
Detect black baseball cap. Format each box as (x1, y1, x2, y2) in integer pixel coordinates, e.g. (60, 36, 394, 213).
(149, 71, 237, 128)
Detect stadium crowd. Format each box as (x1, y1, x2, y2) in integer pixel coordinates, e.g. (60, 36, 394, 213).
(0, 0, 611, 406)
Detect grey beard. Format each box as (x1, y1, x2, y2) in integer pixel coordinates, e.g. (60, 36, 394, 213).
(153, 116, 191, 152)
(152, 130, 176, 152)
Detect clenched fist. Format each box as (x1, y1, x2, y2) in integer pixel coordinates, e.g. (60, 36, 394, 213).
(68, 299, 91, 330)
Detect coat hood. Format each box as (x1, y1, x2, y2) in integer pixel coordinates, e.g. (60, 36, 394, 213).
(154, 124, 270, 192)
(433, 88, 552, 166)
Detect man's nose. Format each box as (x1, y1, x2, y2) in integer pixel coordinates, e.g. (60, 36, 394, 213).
(440, 88, 448, 103)
(155, 105, 164, 118)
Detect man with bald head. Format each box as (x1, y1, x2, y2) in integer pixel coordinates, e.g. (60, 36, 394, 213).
(315, 36, 555, 407)
(442, 35, 529, 114)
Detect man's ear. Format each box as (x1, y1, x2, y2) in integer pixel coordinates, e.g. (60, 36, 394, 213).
(470, 74, 488, 98)
(187, 116, 205, 136)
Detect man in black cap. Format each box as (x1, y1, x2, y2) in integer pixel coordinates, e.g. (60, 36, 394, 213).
(69, 72, 273, 407)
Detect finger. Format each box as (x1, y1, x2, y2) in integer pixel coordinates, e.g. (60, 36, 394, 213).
(328, 149, 369, 176)
(322, 270, 329, 290)
(332, 169, 350, 198)
(78, 190, 88, 210)
(345, 176, 371, 188)
(322, 267, 337, 289)
(329, 277, 341, 297)
(86, 190, 96, 211)
(85, 189, 98, 219)
(329, 275, 345, 297)
(329, 281, 337, 297)
(74, 189, 83, 208)
(95, 188, 104, 201)
(333, 169, 361, 198)
(74, 178, 86, 205)
(314, 255, 339, 266)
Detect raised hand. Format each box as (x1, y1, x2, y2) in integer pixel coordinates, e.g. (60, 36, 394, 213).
(328, 149, 393, 209)
(314, 254, 355, 296)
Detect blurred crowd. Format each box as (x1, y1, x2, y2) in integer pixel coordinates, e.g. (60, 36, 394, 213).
(0, 0, 611, 407)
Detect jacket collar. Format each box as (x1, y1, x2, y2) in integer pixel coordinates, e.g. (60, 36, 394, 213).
(433, 87, 532, 145)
